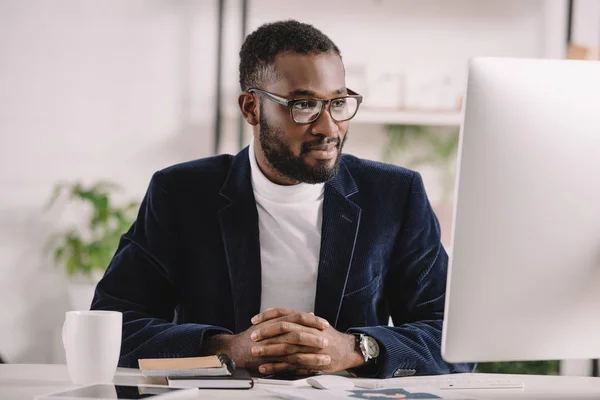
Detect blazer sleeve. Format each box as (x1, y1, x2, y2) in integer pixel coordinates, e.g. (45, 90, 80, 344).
(91, 171, 232, 368)
(347, 172, 476, 378)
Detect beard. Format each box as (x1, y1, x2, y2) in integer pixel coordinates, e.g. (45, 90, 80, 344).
(258, 109, 348, 184)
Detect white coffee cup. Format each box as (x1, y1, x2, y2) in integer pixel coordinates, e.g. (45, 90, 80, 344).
(62, 310, 122, 385)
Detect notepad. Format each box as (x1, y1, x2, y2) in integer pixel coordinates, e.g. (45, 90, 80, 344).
(138, 354, 234, 377)
(167, 368, 254, 390)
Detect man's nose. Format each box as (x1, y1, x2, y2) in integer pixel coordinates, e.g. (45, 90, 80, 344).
(310, 107, 339, 137)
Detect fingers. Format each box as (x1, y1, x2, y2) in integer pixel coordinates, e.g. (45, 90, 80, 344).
(284, 312, 329, 330)
(251, 308, 294, 324)
(295, 368, 321, 376)
(251, 309, 329, 330)
(250, 315, 329, 342)
(258, 363, 295, 375)
(283, 353, 331, 367)
(252, 343, 321, 357)
(259, 363, 316, 375)
(256, 331, 329, 348)
(251, 323, 327, 345)
(258, 354, 331, 375)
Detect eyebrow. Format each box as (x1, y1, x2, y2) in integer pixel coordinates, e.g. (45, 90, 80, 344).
(287, 88, 347, 97)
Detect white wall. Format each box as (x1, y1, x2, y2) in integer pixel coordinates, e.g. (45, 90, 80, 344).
(560, 0, 600, 377)
(0, 0, 218, 363)
(0, 0, 567, 363)
(573, 0, 600, 48)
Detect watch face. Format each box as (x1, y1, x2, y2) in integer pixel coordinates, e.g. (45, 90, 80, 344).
(365, 336, 380, 358)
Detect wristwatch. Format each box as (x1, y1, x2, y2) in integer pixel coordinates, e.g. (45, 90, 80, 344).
(354, 333, 380, 364)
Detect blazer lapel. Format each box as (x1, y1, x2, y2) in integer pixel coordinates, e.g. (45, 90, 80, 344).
(314, 159, 361, 328)
(218, 147, 262, 333)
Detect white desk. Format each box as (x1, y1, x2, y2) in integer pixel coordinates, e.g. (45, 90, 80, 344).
(1, 364, 600, 399)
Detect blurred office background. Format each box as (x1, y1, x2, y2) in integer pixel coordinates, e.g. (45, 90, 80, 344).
(0, 0, 598, 375)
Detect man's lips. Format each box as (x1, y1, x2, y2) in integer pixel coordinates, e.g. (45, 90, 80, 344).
(305, 142, 338, 159)
(308, 143, 337, 152)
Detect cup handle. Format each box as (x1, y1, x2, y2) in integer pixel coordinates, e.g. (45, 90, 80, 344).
(62, 318, 68, 350)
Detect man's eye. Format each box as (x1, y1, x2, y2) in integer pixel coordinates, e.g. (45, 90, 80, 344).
(331, 99, 347, 109)
(293, 100, 317, 110)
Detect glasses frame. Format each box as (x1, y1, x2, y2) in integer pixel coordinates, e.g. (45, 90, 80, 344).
(247, 87, 363, 124)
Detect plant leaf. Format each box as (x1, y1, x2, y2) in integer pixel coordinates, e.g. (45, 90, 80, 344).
(45, 180, 140, 276)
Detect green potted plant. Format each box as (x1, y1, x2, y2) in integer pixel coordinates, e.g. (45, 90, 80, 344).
(45, 181, 139, 310)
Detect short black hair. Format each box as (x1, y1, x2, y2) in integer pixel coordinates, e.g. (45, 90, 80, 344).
(239, 20, 341, 91)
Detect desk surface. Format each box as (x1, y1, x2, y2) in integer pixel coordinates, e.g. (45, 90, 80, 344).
(1, 364, 600, 399)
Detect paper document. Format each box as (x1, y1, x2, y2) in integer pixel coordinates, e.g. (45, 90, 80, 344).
(266, 386, 480, 400)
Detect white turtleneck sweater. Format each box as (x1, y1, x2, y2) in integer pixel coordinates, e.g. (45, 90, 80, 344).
(248, 139, 324, 313)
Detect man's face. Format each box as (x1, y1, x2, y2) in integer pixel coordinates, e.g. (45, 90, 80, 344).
(258, 51, 349, 184)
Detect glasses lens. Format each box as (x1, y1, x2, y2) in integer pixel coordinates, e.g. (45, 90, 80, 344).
(330, 97, 358, 122)
(292, 99, 322, 123)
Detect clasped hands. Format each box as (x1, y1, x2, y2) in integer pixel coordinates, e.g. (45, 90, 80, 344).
(205, 308, 365, 375)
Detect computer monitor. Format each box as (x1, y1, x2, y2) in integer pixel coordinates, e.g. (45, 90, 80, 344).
(442, 57, 600, 363)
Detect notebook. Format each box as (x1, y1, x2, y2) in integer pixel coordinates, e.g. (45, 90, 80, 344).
(138, 354, 235, 377)
(167, 368, 254, 389)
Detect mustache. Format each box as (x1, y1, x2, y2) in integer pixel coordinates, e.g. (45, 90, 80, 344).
(301, 138, 341, 153)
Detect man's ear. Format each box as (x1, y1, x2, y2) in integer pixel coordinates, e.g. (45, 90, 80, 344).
(239, 92, 259, 126)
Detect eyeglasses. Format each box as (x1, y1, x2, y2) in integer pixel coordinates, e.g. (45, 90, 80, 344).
(248, 88, 363, 124)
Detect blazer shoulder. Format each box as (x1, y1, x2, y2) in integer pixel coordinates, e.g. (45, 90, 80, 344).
(153, 154, 235, 191)
(341, 154, 418, 188)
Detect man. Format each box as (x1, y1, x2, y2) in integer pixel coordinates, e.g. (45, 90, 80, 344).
(92, 20, 475, 378)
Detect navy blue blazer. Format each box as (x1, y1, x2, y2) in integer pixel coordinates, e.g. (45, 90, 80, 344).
(91, 147, 475, 378)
